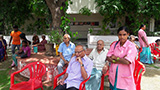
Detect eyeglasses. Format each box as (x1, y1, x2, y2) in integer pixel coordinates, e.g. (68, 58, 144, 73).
(75, 50, 84, 54)
(64, 38, 68, 40)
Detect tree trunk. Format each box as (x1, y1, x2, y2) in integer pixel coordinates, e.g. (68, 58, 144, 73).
(45, 0, 66, 29)
(149, 18, 155, 32)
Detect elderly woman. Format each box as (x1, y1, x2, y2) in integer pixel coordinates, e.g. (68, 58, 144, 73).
(107, 26, 137, 90)
(0, 35, 7, 62)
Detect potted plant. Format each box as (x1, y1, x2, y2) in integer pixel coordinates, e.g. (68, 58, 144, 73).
(46, 29, 63, 56)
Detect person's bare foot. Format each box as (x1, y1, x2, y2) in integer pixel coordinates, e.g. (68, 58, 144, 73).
(8, 65, 15, 68)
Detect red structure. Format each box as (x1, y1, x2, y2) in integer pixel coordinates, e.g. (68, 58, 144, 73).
(10, 62, 46, 90)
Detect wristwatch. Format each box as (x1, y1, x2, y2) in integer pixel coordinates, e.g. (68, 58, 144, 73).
(81, 64, 84, 67)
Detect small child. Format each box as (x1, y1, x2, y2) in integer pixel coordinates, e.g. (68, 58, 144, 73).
(17, 40, 31, 58)
(153, 39, 160, 61)
(12, 40, 31, 67)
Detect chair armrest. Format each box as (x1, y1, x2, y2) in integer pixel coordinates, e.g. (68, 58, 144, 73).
(10, 64, 30, 85)
(79, 76, 91, 90)
(53, 68, 67, 89)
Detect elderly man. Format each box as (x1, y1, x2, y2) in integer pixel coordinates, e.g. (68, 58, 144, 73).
(57, 34, 75, 78)
(85, 40, 108, 90)
(54, 45, 93, 90)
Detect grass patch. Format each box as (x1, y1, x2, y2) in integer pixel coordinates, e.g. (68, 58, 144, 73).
(149, 64, 160, 69)
(0, 69, 10, 90)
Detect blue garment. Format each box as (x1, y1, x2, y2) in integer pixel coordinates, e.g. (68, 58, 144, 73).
(12, 54, 18, 66)
(3, 39, 7, 49)
(58, 42, 75, 61)
(57, 59, 65, 79)
(11, 44, 20, 54)
(140, 47, 153, 64)
(85, 68, 102, 90)
(0, 41, 5, 61)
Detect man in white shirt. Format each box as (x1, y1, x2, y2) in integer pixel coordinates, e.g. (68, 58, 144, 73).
(85, 40, 109, 90)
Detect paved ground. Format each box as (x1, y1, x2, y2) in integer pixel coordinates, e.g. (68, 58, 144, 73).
(141, 61, 160, 90)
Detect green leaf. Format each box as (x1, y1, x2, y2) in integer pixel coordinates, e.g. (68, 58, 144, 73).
(73, 17, 76, 21)
(61, 16, 64, 20)
(60, 6, 63, 10)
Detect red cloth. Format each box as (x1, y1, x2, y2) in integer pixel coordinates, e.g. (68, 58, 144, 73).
(153, 43, 160, 56)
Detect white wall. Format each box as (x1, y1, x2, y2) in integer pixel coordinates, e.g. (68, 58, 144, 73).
(67, 0, 98, 14)
(87, 34, 160, 49)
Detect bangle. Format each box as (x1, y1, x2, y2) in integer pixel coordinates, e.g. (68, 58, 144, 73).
(117, 57, 120, 61)
(112, 60, 116, 63)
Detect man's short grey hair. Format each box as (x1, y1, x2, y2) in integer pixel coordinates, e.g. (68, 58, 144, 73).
(64, 34, 71, 39)
(0, 35, 3, 37)
(42, 34, 45, 36)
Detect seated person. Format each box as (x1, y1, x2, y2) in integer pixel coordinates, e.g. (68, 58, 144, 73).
(54, 45, 93, 90)
(130, 35, 140, 51)
(153, 39, 160, 61)
(20, 33, 31, 46)
(12, 40, 31, 67)
(0, 35, 6, 62)
(85, 40, 109, 90)
(32, 34, 39, 45)
(33, 34, 47, 52)
(57, 34, 75, 79)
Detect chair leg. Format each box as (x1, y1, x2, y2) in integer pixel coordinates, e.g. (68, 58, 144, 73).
(41, 86, 43, 90)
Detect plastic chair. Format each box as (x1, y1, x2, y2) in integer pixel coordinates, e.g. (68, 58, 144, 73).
(149, 43, 156, 54)
(53, 68, 91, 90)
(134, 60, 145, 90)
(100, 69, 109, 90)
(137, 48, 142, 61)
(10, 62, 46, 90)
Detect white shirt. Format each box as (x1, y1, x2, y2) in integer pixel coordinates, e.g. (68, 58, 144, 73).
(89, 48, 108, 70)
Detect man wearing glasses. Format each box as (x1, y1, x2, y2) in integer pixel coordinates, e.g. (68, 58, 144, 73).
(54, 45, 93, 90)
(57, 34, 75, 78)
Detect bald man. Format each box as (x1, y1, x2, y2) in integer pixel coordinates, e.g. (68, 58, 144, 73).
(85, 40, 109, 90)
(54, 45, 93, 90)
(57, 34, 76, 78)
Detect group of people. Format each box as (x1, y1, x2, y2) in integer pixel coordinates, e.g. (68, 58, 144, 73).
(54, 24, 159, 90)
(7, 25, 47, 68)
(0, 24, 158, 90)
(54, 26, 138, 90)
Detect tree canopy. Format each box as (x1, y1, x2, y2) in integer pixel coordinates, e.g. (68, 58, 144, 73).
(0, 0, 32, 34)
(95, 0, 160, 35)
